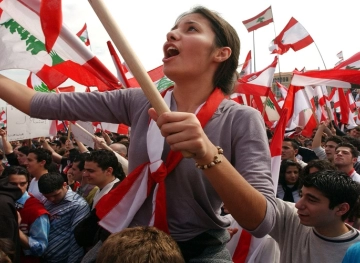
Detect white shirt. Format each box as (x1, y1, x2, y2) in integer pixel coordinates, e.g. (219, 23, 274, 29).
(28, 177, 45, 203)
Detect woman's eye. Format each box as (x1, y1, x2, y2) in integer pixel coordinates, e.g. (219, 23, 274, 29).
(188, 26, 197, 32)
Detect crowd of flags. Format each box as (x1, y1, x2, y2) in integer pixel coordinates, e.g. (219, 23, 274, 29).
(1, 1, 360, 262)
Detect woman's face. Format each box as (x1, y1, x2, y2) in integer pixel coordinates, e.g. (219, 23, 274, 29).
(162, 13, 218, 82)
(285, 165, 299, 185)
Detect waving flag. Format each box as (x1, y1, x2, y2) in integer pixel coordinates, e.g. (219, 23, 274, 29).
(40, 0, 62, 52)
(236, 56, 278, 96)
(242, 6, 273, 32)
(76, 23, 90, 46)
(239, 51, 252, 77)
(107, 41, 130, 88)
(269, 17, 313, 55)
(291, 69, 360, 89)
(335, 52, 360, 70)
(0, 0, 121, 91)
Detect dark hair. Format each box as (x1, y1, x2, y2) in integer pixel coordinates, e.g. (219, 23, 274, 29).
(17, 146, 30, 155)
(279, 160, 302, 189)
(73, 153, 87, 171)
(28, 148, 53, 170)
(0, 153, 3, 160)
(50, 141, 61, 148)
(325, 135, 343, 145)
(300, 170, 360, 220)
(96, 226, 185, 263)
(176, 6, 240, 94)
(59, 136, 68, 145)
(335, 142, 359, 158)
(2, 166, 29, 181)
(38, 172, 64, 194)
(342, 136, 360, 152)
(283, 137, 299, 150)
(85, 150, 125, 181)
(302, 159, 336, 176)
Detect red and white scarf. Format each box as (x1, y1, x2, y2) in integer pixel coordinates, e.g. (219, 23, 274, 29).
(96, 88, 224, 234)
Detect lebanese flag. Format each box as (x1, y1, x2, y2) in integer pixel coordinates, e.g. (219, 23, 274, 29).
(275, 81, 288, 99)
(40, 0, 62, 52)
(283, 85, 317, 137)
(76, 23, 90, 46)
(346, 89, 356, 112)
(291, 69, 360, 89)
(242, 6, 273, 32)
(26, 72, 75, 93)
(107, 41, 130, 88)
(269, 17, 313, 55)
(236, 56, 278, 97)
(335, 52, 360, 70)
(0, 0, 121, 91)
(93, 122, 129, 135)
(239, 51, 252, 76)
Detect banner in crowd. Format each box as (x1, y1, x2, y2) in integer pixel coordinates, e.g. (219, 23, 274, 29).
(6, 105, 51, 141)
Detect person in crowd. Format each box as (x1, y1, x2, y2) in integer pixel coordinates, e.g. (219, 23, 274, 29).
(282, 138, 307, 167)
(74, 150, 125, 250)
(38, 172, 90, 263)
(0, 129, 30, 167)
(27, 148, 53, 201)
(346, 125, 360, 139)
(96, 226, 185, 263)
(277, 160, 303, 203)
(67, 170, 80, 192)
(108, 143, 127, 159)
(0, 176, 22, 263)
(0, 6, 276, 261)
(270, 170, 360, 263)
(312, 121, 344, 163)
(302, 159, 336, 175)
(334, 143, 360, 182)
(69, 153, 98, 205)
(4, 166, 50, 262)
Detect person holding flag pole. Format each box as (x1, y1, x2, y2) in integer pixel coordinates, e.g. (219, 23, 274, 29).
(0, 3, 276, 262)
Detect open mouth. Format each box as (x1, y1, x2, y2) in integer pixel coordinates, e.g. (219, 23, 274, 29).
(166, 46, 179, 58)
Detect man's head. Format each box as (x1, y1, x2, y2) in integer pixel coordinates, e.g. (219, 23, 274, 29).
(3, 166, 29, 194)
(49, 141, 61, 152)
(334, 143, 358, 171)
(38, 172, 67, 204)
(281, 138, 299, 161)
(26, 148, 52, 177)
(347, 126, 360, 139)
(96, 226, 185, 263)
(302, 159, 336, 175)
(69, 153, 86, 182)
(324, 136, 343, 162)
(296, 170, 360, 230)
(109, 143, 128, 158)
(17, 146, 30, 166)
(83, 150, 125, 189)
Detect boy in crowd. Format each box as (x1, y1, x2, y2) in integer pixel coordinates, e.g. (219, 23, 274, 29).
(270, 170, 360, 263)
(39, 172, 89, 263)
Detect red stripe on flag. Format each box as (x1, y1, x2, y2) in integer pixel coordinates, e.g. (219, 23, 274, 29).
(40, 0, 62, 52)
(232, 231, 252, 263)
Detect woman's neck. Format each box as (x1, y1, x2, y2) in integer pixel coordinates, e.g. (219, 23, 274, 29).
(172, 81, 214, 113)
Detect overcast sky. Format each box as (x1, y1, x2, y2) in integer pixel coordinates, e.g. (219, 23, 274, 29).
(1, 0, 359, 89)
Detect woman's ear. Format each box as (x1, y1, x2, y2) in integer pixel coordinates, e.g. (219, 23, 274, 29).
(213, 47, 232, 63)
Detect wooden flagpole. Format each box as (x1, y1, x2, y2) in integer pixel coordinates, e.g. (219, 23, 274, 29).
(88, 0, 193, 158)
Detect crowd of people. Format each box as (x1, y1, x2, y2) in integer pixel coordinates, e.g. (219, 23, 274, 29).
(0, 5, 360, 263)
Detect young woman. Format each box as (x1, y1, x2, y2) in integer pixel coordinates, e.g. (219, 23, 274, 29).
(0, 6, 276, 261)
(277, 160, 303, 203)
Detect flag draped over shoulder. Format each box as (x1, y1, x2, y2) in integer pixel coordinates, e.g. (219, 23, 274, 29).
(269, 17, 313, 55)
(242, 6, 273, 32)
(0, 0, 121, 91)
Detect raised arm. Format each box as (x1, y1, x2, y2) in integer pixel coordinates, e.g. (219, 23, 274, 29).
(0, 75, 36, 114)
(0, 129, 13, 155)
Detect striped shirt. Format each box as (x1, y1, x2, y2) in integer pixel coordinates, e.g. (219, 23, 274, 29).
(43, 187, 90, 263)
